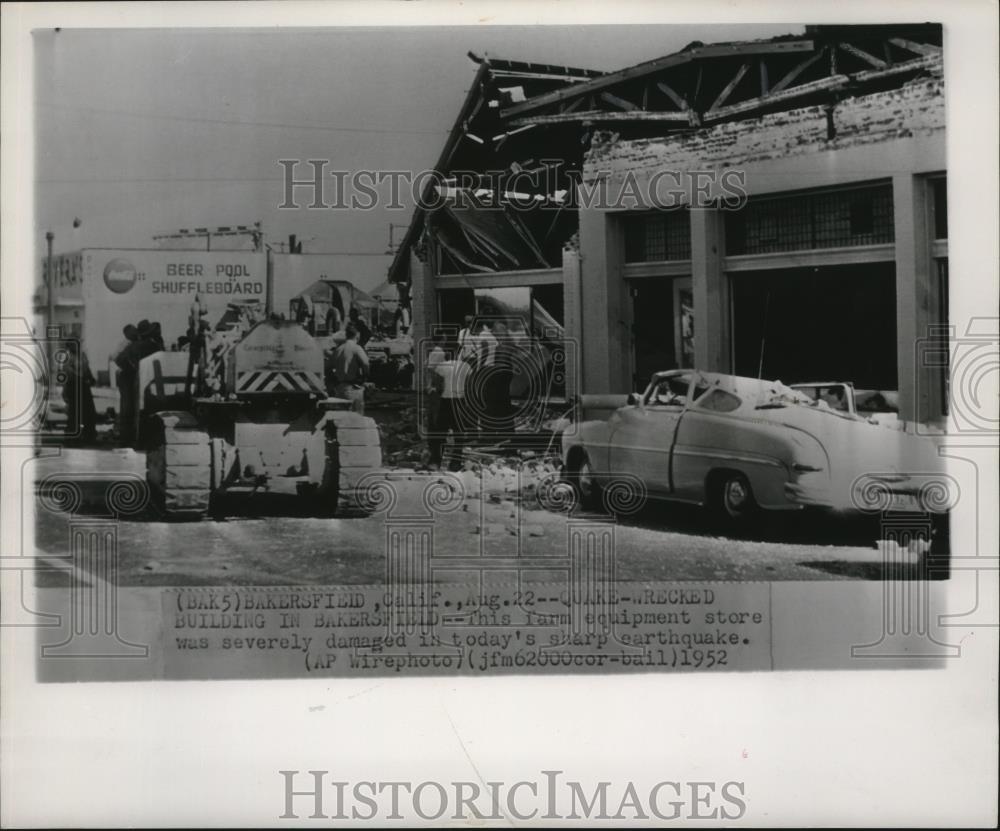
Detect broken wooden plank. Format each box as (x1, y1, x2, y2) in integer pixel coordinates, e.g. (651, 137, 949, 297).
(770, 47, 827, 94)
(505, 210, 550, 267)
(491, 124, 537, 143)
(838, 42, 888, 70)
(433, 229, 495, 273)
(708, 62, 751, 112)
(702, 74, 848, 122)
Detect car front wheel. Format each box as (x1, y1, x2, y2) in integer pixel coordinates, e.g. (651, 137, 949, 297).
(568, 452, 602, 512)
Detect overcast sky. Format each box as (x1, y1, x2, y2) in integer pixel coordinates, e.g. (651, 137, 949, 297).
(35, 24, 800, 284)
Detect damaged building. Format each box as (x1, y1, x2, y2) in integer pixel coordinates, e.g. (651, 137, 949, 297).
(389, 24, 947, 426)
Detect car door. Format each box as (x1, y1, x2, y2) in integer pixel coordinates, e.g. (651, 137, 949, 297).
(607, 375, 689, 495)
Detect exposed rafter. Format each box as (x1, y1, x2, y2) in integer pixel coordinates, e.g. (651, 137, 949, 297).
(499, 38, 815, 119)
(838, 42, 888, 70)
(771, 47, 827, 94)
(655, 80, 689, 110)
(888, 37, 941, 57)
(703, 74, 849, 123)
(708, 62, 751, 112)
(560, 96, 585, 115)
(600, 91, 640, 111)
(392, 25, 945, 284)
(850, 54, 940, 83)
(510, 109, 691, 127)
(655, 80, 700, 126)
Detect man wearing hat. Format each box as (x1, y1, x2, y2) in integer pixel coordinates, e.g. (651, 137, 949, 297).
(185, 297, 210, 396)
(112, 324, 139, 443)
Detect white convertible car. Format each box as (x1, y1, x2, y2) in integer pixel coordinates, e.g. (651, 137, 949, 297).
(561, 370, 950, 524)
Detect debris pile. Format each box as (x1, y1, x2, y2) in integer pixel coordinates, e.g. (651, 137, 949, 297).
(438, 449, 564, 510)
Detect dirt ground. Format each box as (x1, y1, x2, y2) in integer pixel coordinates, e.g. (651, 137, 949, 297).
(30, 439, 946, 588)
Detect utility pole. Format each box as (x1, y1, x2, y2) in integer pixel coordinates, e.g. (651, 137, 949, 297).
(45, 230, 55, 363)
(265, 245, 274, 317)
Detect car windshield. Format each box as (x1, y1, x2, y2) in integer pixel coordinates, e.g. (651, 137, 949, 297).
(756, 382, 839, 411)
(648, 374, 690, 406)
(792, 384, 851, 412)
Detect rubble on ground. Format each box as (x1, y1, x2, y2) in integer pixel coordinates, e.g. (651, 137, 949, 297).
(422, 448, 564, 511)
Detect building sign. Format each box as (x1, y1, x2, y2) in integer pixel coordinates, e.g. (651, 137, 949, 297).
(42, 252, 85, 300)
(79, 249, 266, 368)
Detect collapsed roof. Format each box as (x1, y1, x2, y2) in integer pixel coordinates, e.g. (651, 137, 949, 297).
(388, 23, 943, 283)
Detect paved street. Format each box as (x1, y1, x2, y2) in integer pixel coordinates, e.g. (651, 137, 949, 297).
(28, 447, 944, 586)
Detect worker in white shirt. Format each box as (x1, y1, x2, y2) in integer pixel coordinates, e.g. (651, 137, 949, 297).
(466, 320, 498, 436)
(424, 333, 447, 437)
(428, 343, 472, 470)
(457, 315, 478, 364)
(330, 323, 370, 414)
(476, 321, 498, 367)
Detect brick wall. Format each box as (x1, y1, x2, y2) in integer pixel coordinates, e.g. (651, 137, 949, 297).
(584, 78, 946, 183)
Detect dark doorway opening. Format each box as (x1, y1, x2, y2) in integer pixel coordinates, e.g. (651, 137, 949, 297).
(437, 288, 475, 331)
(630, 278, 676, 391)
(731, 263, 897, 390)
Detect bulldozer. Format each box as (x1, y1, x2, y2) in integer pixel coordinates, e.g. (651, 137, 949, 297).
(133, 304, 382, 520)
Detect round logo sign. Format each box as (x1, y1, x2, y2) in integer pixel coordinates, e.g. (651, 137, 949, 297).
(103, 258, 137, 294)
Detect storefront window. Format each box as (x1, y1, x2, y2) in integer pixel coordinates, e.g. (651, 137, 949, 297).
(932, 177, 948, 240)
(624, 209, 691, 262)
(726, 183, 895, 255)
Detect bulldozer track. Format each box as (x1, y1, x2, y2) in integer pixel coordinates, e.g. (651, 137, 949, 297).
(146, 412, 212, 520)
(324, 411, 383, 516)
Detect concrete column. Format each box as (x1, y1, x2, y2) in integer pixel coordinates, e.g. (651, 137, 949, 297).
(579, 205, 628, 393)
(410, 251, 435, 343)
(410, 249, 436, 386)
(561, 247, 582, 401)
(690, 207, 729, 372)
(893, 174, 936, 424)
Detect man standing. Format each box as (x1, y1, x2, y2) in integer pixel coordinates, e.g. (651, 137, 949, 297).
(424, 332, 446, 442)
(63, 341, 97, 443)
(112, 324, 138, 443)
(466, 320, 497, 436)
(330, 323, 370, 414)
(477, 320, 498, 368)
(428, 343, 471, 471)
(488, 321, 515, 439)
(457, 315, 477, 364)
(348, 307, 372, 347)
(111, 325, 137, 383)
(184, 297, 210, 397)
